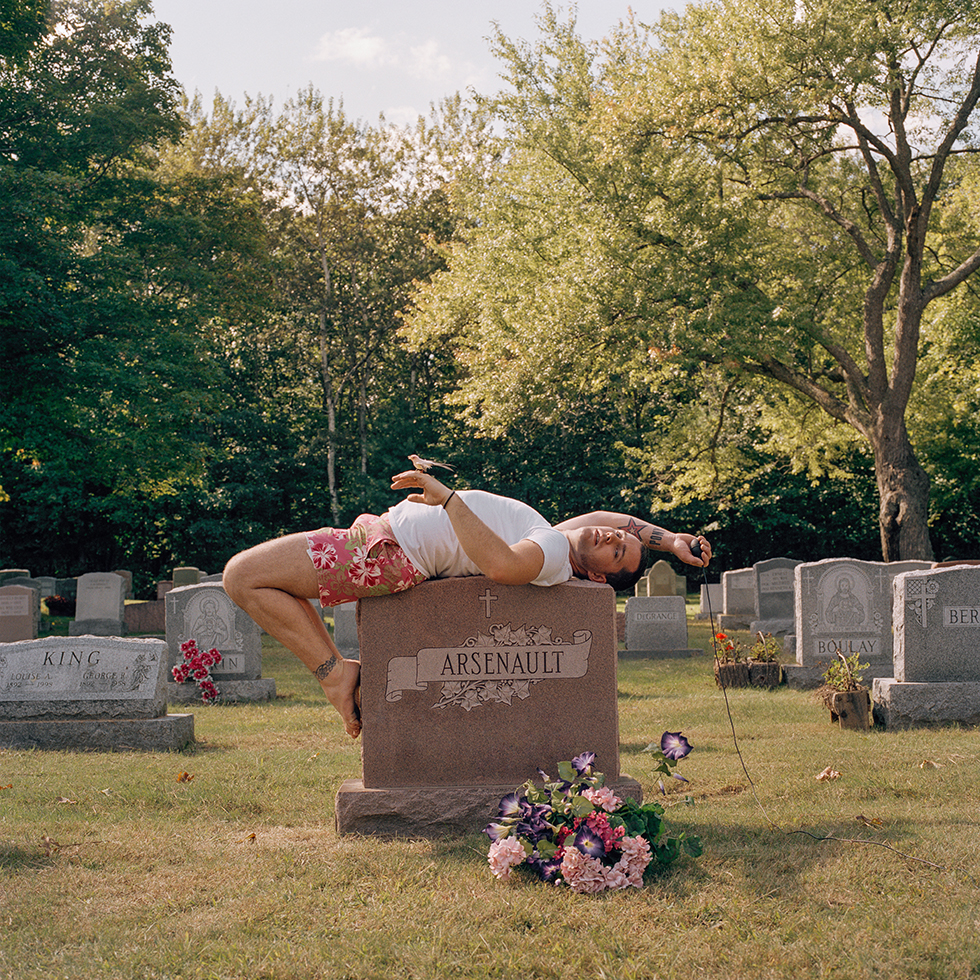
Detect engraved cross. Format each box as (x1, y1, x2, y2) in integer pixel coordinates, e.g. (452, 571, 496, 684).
(478, 588, 498, 618)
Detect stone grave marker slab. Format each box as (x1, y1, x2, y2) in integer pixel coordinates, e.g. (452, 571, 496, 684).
(719, 568, 755, 630)
(0, 585, 38, 642)
(165, 583, 274, 702)
(696, 583, 722, 621)
(172, 567, 201, 588)
(623, 596, 698, 658)
(874, 566, 980, 728)
(337, 576, 640, 836)
(751, 558, 800, 635)
(0, 636, 193, 750)
(331, 601, 359, 659)
(70, 572, 125, 636)
(0, 569, 30, 586)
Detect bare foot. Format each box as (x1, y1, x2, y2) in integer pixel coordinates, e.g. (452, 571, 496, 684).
(316, 657, 362, 738)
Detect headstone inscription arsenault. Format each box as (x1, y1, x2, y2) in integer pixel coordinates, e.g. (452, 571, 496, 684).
(719, 568, 755, 630)
(874, 566, 980, 728)
(623, 596, 699, 658)
(336, 576, 641, 836)
(0, 585, 38, 642)
(0, 636, 194, 750)
(164, 583, 275, 702)
(69, 572, 126, 636)
(750, 558, 800, 636)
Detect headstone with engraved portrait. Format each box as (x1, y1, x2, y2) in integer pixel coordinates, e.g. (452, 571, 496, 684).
(164, 582, 275, 702)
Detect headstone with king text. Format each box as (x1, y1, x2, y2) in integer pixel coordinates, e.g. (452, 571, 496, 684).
(0, 636, 193, 750)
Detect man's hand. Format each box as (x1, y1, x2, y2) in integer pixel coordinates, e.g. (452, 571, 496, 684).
(672, 533, 711, 568)
(390, 469, 453, 507)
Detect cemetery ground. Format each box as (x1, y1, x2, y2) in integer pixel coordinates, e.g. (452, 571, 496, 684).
(1, 612, 979, 980)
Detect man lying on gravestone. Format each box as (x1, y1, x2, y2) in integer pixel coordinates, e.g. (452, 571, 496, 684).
(223, 465, 711, 738)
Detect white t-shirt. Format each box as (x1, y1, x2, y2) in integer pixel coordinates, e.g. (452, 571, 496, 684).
(386, 490, 572, 586)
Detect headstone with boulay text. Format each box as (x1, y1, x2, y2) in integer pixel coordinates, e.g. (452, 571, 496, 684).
(164, 583, 275, 702)
(784, 558, 933, 689)
(69, 572, 125, 636)
(0, 636, 193, 750)
(874, 566, 980, 728)
(337, 576, 640, 836)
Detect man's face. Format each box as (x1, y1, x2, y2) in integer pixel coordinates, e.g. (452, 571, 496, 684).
(562, 526, 643, 583)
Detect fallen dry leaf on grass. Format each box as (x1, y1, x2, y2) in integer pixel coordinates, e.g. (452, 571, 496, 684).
(919, 759, 943, 769)
(56, 797, 77, 805)
(815, 766, 841, 781)
(176, 771, 194, 783)
(237, 832, 256, 844)
(855, 814, 884, 828)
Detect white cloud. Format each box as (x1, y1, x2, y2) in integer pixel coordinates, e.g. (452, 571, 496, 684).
(408, 39, 454, 81)
(315, 27, 392, 68)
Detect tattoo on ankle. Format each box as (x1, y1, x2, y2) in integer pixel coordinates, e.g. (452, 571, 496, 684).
(315, 658, 338, 680)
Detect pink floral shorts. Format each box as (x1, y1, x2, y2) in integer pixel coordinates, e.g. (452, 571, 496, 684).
(305, 514, 426, 608)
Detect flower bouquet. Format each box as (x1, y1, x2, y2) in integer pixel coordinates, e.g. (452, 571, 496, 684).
(484, 735, 702, 893)
(171, 639, 222, 704)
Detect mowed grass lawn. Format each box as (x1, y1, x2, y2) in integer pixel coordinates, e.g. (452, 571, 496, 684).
(2, 619, 979, 980)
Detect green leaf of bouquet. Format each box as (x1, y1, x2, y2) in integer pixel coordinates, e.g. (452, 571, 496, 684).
(557, 761, 578, 783)
(683, 836, 704, 858)
(536, 840, 559, 859)
(570, 795, 594, 818)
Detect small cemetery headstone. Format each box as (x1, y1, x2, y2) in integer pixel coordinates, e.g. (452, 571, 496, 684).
(125, 600, 166, 635)
(165, 583, 275, 702)
(623, 596, 699, 658)
(35, 576, 57, 598)
(55, 577, 77, 600)
(336, 576, 640, 836)
(696, 583, 722, 621)
(719, 568, 755, 630)
(4, 578, 41, 621)
(0, 585, 38, 642)
(172, 567, 201, 588)
(785, 558, 933, 689)
(0, 569, 30, 586)
(69, 572, 126, 636)
(0, 636, 194, 750)
(331, 601, 359, 659)
(874, 566, 980, 728)
(751, 558, 800, 635)
(156, 580, 174, 599)
(648, 560, 680, 597)
(112, 570, 134, 599)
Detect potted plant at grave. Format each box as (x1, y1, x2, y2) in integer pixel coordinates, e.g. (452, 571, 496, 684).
(748, 631, 783, 689)
(713, 632, 750, 688)
(817, 651, 871, 730)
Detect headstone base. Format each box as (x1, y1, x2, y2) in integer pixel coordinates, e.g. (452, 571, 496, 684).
(872, 679, 980, 730)
(335, 775, 644, 837)
(619, 648, 701, 660)
(749, 618, 794, 636)
(166, 679, 276, 703)
(0, 713, 194, 751)
(717, 614, 751, 631)
(69, 619, 124, 637)
(783, 661, 895, 691)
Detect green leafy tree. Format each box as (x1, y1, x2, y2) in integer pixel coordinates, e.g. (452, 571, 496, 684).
(409, 0, 980, 561)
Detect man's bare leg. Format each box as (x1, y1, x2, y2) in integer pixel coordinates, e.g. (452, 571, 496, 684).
(223, 533, 362, 738)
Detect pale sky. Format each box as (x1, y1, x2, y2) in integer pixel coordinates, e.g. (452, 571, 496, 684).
(152, 0, 682, 126)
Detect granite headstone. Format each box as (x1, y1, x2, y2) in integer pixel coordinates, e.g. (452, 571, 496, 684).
(69, 573, 126, 636)
(623, 596, 698, 658)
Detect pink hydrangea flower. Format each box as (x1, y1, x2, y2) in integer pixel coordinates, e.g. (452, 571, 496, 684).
(488, 837, 526, 880)
(559, 848, 609, 894)
(583, 786, 622, 812)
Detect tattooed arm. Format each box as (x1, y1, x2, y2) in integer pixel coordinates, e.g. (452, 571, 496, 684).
(552, 511, 711, 568)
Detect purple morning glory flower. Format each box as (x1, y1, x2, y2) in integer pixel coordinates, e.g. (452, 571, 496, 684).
(483, 821, 510, 841)
(516, 803, 553, 843)
(572, 824, 606, 859)
(496, 792, 525, 819)
(526, 852, 562, 882)
(661, 732, 692, 761)
(571, 751, 596, 775)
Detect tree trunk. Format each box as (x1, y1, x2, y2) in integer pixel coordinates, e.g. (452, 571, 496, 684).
(870, 416, 934, 562)
(319, 311, 341, 525)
